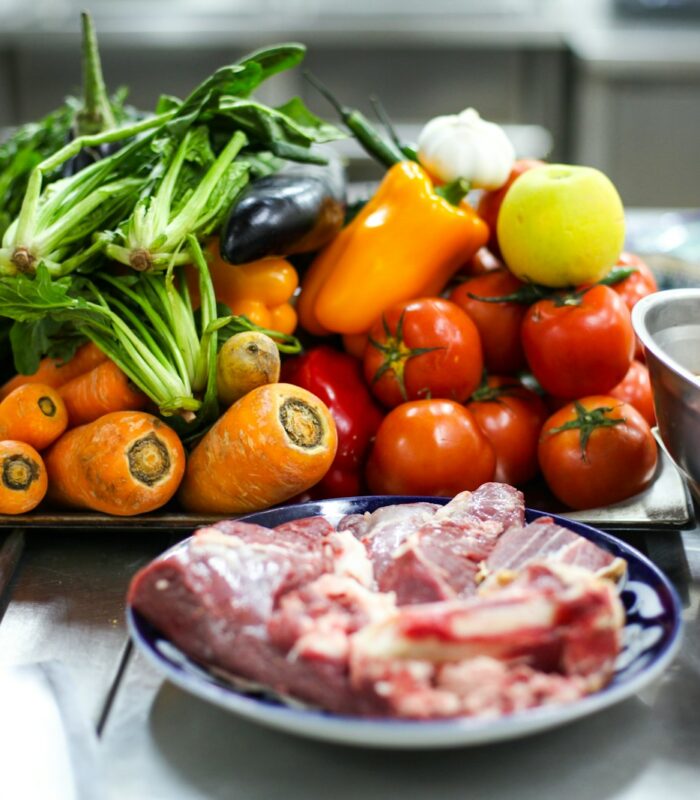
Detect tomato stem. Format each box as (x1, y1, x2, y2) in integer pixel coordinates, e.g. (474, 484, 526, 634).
(470, 374, 523, 404)
(467, 266, 638, 306)
(547, 401, 626, 462)
(368, 309, 442, 401)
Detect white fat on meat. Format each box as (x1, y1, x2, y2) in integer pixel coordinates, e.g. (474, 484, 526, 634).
(338, 503, 440, 543)
(350, 562, 624, 693)
(325, 531, 375, 587)
(275, 574, 396, 663)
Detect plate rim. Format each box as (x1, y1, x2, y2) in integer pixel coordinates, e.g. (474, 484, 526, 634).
(127, 499, 684, 749)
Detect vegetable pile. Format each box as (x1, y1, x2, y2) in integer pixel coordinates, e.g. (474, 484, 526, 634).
(0, 16, 661, 518)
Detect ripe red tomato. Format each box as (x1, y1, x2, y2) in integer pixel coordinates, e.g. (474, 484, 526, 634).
(538, 395, 658, 510)
(611, 252, 658, 311)
(449, 269, 528, 374)
(609, 360, 656, 427)
(477, 159, 545, 256)
(521, 284, 635, 399)
(366, 399, 496, 495)
(467, 376, 548, 486)
(610, 252, 658, 360)
(363, 298, 483, 408)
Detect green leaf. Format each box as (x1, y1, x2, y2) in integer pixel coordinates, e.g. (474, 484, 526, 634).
(165, 63, 261, 140)
(0, 264, 86, 321)
(9, 321, 42, 374)
(215, 97, 342, 148)
(236, 43, 306, 93)
(274, 97, 345, 143)
(155, 94, 182, 115)
(183, 125, 216, 167)
(0, 104, 74, 240)
(9, 318, 84, 375)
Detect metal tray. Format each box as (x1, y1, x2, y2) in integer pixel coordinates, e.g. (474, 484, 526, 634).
(0, 449, 692, 533)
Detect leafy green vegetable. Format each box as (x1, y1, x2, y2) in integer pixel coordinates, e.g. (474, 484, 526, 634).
(104, 128, 249, 271)
(0, 13, 141, 243)
(0, 107, 73, 241)
(0, 131, 158, 277)
(0, 33, 333, 430)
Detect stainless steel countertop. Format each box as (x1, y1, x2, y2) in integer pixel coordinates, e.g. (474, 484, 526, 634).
(0, 517, 697, 799)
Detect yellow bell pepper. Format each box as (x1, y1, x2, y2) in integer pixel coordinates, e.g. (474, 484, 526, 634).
(298, 160, 489, 336)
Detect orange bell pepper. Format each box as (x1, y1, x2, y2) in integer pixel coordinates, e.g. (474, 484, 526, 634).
(187, 244, 299, 335)
(298, 160, 489, 336)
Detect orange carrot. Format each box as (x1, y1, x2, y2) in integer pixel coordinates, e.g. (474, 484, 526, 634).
(0, 342, 107, 400)
(0, 441, 48, 514)
(59, 360, 147, 427)
(179, 383, 337, 514)
(0, 384, 68, 450)
(45, 412, 185, 516)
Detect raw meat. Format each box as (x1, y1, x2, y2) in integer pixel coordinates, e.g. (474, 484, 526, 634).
(351, 563, 623, 695)
(129, 483, 626, 720)
(356, 484, 525, 604)
(484, 517, 627, 583)
(129, 519, 378, 715)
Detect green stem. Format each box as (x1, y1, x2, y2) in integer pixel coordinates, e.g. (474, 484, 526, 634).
(598, 266, 636, 287)
(165, 265, 199, 379)
(35, 178, 141, 254)
(304, 71, 405, 168)
(99, 273, 192, 390)
(144, 129, 194, 244)
(79, 294, 186, 400)
(468, 266, 639, 307)
(141, 273, 194, 387)
(435, 178, 471, 207)
(165, 131, 247, 245)
(367, 310, 443, 401)
(38, 113, 175, 174)
(207, 314, 303, 354)
(369, 95, 418, 161)
(12, 118, 166, 250)
(105, 294, 171, 371)
(76, 11, 116, 135)
(188, 235, 218, 393)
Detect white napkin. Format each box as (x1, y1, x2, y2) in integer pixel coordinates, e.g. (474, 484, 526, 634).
(0, 663, 103, 800)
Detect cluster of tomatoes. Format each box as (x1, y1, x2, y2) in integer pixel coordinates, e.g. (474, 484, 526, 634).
(348, 246, 659, 511)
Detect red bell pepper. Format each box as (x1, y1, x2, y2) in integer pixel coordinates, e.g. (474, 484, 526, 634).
(282, 346, 384, 497)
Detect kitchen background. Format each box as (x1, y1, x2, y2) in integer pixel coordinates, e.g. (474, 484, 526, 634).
(0, 0, 698, 206)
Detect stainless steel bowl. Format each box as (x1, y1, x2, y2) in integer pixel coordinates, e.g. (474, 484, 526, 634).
(632, 289, 700, 501)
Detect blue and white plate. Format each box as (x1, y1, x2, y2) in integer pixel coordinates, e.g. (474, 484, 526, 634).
(127, 497, 683, 749)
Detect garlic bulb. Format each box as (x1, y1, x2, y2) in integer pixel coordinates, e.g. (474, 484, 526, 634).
(417, 108, 516, 190)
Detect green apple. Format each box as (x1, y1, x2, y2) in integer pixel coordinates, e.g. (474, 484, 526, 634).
(497, 164, 625, 288)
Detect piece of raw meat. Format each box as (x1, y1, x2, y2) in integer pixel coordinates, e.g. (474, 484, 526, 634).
(349, 656, 589, 719)
(484, 517, 627, 583)
(357, 484, 525, 604)
(434, 482, 525, 530)
(268, 574, 396, 662)
(350, 562, 624, 705)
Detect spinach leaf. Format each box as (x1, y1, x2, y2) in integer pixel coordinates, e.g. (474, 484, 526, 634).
(9, 318, 84, 375)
